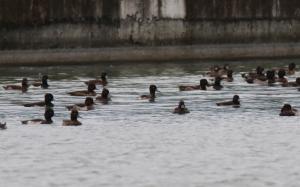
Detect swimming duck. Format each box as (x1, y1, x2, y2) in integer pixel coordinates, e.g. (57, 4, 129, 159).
(96, 88, 111, 103)
(213, 77, 223, 90)
(0, 122, 7, 130)
(173, 100, 190, 114)
(3, 78, 29, 92)
(24, 93, 54, 107)
(276, 69, 288, 85)
(63, 109, 82, 126)
(32, 75, 49, 89)
(22, 107, 54, 125)
(85, 72, 108, 86)
(66, 97, 95, 111)
(217, 95, 240, 107)
(179, 79, 209, 91)
(280, 104, 297, 116)
(140, 85, 158, 102)
(68, 82, 96, 96)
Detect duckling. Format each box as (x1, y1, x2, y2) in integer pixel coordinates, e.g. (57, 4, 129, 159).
(32, 75, 49, 89)
(85, 72, 108, 86)
(217, 95, 240, 107)
(276, 69, 288, 85)
(283, 77, 300, 87)
(173, 100, 190, 114)
(22, 107, 54, 125)
(68, 82, 96, 96)
(96, 88, 111, 104)
(140, 85, 158, 102)
(179, 79, 209, 91)
(3, 78, 29, 92)
(24, 93, 54, 107)
(0, 122, 7, 130)
(280, 104, 298, 116)
(213, 77, 223, 90)
(66, 97, 95, 111)
(63, 109, 82, 126)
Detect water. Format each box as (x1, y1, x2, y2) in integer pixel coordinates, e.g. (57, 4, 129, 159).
(0, 59, 300, 187)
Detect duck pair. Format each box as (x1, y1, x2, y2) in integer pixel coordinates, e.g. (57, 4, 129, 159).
(68, 82, 110, 102)
(179, 77, 223, 91)
(173, 95, 240, 115)
(22, 107, 81, 126)
(3, 75, 49, 93)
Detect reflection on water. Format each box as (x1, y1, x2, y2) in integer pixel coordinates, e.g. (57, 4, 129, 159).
(0, 59, 300, 187)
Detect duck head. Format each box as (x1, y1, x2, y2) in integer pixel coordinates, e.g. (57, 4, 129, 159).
(87, 82, 96, 92)
(42, 75, 49, 88)
(232, 95, 240, 105)
(149, 85, 158, 97)
(85, 97, 94, 106)
(278, 69, 286, 79)
(45, 93, 54, 105)
(200, 79, 209, 90)
(101, 88, 110, 99)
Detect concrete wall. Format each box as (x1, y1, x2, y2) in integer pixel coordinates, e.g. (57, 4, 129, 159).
(1, 0, 300, 50)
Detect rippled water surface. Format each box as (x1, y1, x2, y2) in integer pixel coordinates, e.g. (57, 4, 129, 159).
(1, 59, 300, 187)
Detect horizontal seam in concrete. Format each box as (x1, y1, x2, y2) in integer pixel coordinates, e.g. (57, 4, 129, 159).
(0, 43, 299, 66)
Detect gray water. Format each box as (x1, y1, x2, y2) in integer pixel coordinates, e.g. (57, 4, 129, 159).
(0, 59, 300, 187)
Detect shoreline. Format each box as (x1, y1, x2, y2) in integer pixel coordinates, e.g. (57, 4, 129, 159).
(0, 43, 300, 66)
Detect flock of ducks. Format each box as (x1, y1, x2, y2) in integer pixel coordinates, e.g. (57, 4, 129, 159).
(0, 63, 299, 130)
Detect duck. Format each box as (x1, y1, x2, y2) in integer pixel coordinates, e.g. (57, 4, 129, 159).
(32, 75, 49, 89)
(276, 69, 288, 85)
(63, 109, 82, 126)
(66, 97, 95, 111)
(0, 122, 7, 130)
(22, 107, 54, 125)
(179, 79, 209, 91)
(173, 100, 190, 114)
(140, 85, 158, 102)
(96, 88, 111, 104)
(24, 93, 54, 107)
(84, 72, 108, 86)
(3, 78, 29, 92)
(212, 77, 223, 90)
(68, 82, 96, 96)
(217, 95, 240, 107)
(280, 104, 298, 116)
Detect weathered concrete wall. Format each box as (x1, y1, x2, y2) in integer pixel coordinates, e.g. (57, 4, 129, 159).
(1, 0, 300, 50)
